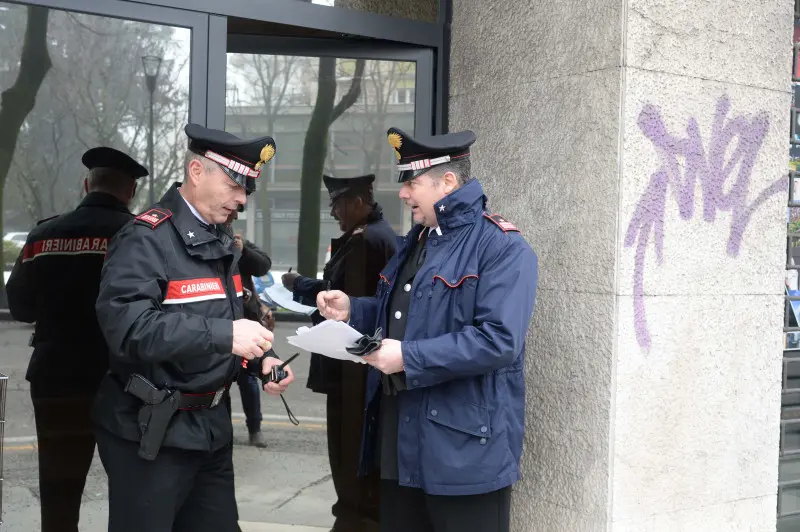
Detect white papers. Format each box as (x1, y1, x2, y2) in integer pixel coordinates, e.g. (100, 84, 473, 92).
(262, 284, 316, 315)
(286, 320, 367, 364)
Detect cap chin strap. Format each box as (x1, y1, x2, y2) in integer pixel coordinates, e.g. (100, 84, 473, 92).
(396, 155, 451, 172)
(203, 150, 260, 178)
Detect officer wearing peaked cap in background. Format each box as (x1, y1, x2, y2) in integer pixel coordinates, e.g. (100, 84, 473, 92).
(317, 127, 538, 532)
(92, 124, 294, 532)
(7, 146, 147, 532)
(283, 173, 396, 531)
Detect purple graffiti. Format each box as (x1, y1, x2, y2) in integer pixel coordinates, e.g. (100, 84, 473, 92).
(624, 96, 785, 349)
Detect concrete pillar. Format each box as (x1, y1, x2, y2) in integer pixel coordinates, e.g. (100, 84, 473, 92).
(449, 1, 792, 530)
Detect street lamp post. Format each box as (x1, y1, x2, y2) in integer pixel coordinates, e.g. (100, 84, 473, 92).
(141, 55, 162, 206)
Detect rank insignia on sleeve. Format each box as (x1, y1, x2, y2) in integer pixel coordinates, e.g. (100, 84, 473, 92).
(135, 208, 172, 229)
(483, 213, 519, 233)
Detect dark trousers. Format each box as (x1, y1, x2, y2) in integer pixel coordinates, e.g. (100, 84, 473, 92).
(94, 426, 238, 532)
(326, 368, 380, 531)
(379, 480, 511, 532)
(236, 371, 262, 433)
(30, 387, 96, 532)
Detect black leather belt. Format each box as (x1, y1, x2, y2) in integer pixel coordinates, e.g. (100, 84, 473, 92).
(177, 385, 228, 410)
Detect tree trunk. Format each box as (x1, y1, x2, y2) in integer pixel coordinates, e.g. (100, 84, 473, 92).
(297, 57, 336, 276)
(0, 6, 52, 306)
(296, 57, 364, 277)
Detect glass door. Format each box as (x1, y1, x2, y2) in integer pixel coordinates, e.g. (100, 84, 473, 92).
(223, 36, 433, 529)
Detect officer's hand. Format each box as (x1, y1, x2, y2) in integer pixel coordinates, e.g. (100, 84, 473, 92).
(232, 319, 273, 360)
(234, 234, 244, 250)
(363, 339, 405, 374)
(317, 290, 350, 321)
(281, 272, 299, 291)
(261, 357, 294, 395)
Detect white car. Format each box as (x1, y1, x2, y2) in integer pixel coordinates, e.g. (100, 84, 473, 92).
(4, 232, 28, 246)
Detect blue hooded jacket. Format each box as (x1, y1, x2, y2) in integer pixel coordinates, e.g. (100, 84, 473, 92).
(349, 178, 538, 496)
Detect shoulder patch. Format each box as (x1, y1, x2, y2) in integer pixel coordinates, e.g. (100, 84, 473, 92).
(134, 208, 172, 229)
(483, 213, 519, 233)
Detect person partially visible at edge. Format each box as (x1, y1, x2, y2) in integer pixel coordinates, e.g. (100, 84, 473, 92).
(6, 146, 147, 532)
(282, 173, 396, 532)
(226, 202, 275, 447)
(91, 124, 294, 532)
(315, 127, 538, 532)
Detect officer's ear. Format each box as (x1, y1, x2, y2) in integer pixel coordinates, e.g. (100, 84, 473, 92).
(442, 171, 461, 194)
(187, 159, 206, 185)
(83, 178, 89, 195)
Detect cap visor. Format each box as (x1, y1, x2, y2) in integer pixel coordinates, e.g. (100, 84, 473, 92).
(221, 166, 249, 190)
(397, 169, 430, 183)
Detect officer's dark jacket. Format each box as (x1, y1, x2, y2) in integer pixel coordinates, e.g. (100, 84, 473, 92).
(239, 239, 271, 322)
(348, 178, 538, 496)
(293, 204, 396, 393)
(6, 192, 133, 392)
(92, 183, 243, 452)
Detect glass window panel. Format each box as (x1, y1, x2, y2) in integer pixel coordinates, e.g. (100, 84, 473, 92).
(779, 512, 800, 531)
(781, 457, 800, 484)
(788, 360, 800, 390)
(226, 52, 415, 527)
(784, 421, 800, 455)
(0, 2, 191, 527)
(781, 484, 800, 516)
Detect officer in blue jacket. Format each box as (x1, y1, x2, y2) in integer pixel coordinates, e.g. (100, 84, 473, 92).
(317, 127, 538, 532)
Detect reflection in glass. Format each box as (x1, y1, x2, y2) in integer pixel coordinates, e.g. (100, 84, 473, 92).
(782, 484, 800, 515)
(788, 360, 800, 390)
(0, 2, 190, 528)
(225, 53, 416, 528)
(785, 421, 800, 455)
(225, 54, 415, 275)
(781, 457, 800, 484)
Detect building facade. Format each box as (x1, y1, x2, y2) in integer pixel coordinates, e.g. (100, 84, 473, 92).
(0, 0, 794, 530)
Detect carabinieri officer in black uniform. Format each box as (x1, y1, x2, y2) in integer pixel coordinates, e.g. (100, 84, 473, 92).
(92, 124, 295, 532)
(7, 146, 147, 532)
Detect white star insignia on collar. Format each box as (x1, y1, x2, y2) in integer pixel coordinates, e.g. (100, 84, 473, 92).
(439, 204, 445, 212)
(187, 231, 195, 239)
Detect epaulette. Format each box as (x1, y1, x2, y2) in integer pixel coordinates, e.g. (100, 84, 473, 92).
(134, 208, 172, 229)
(35, 214, 59, 226)
(483, 212, 519, 233)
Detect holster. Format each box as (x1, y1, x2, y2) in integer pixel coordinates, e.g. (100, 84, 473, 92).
(124, 373, 182, 461)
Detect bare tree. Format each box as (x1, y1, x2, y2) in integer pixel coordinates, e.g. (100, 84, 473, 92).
(0, 6, 51, 303)
(4, 10, 189, 222)
(228, 53, 304, 254)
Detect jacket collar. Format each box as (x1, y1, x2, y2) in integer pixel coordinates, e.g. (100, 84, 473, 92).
(77, 192, 131, 215)
(432, 178, 486, 231)
(158, 183, 221, 248)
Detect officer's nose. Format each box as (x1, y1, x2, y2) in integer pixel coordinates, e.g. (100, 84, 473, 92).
(398, 185, 410, 200)
(235, 187, 247, 206)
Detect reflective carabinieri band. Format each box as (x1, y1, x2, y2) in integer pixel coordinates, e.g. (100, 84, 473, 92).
(203, 150, 260, 178)
(396, 155, 451, 171)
